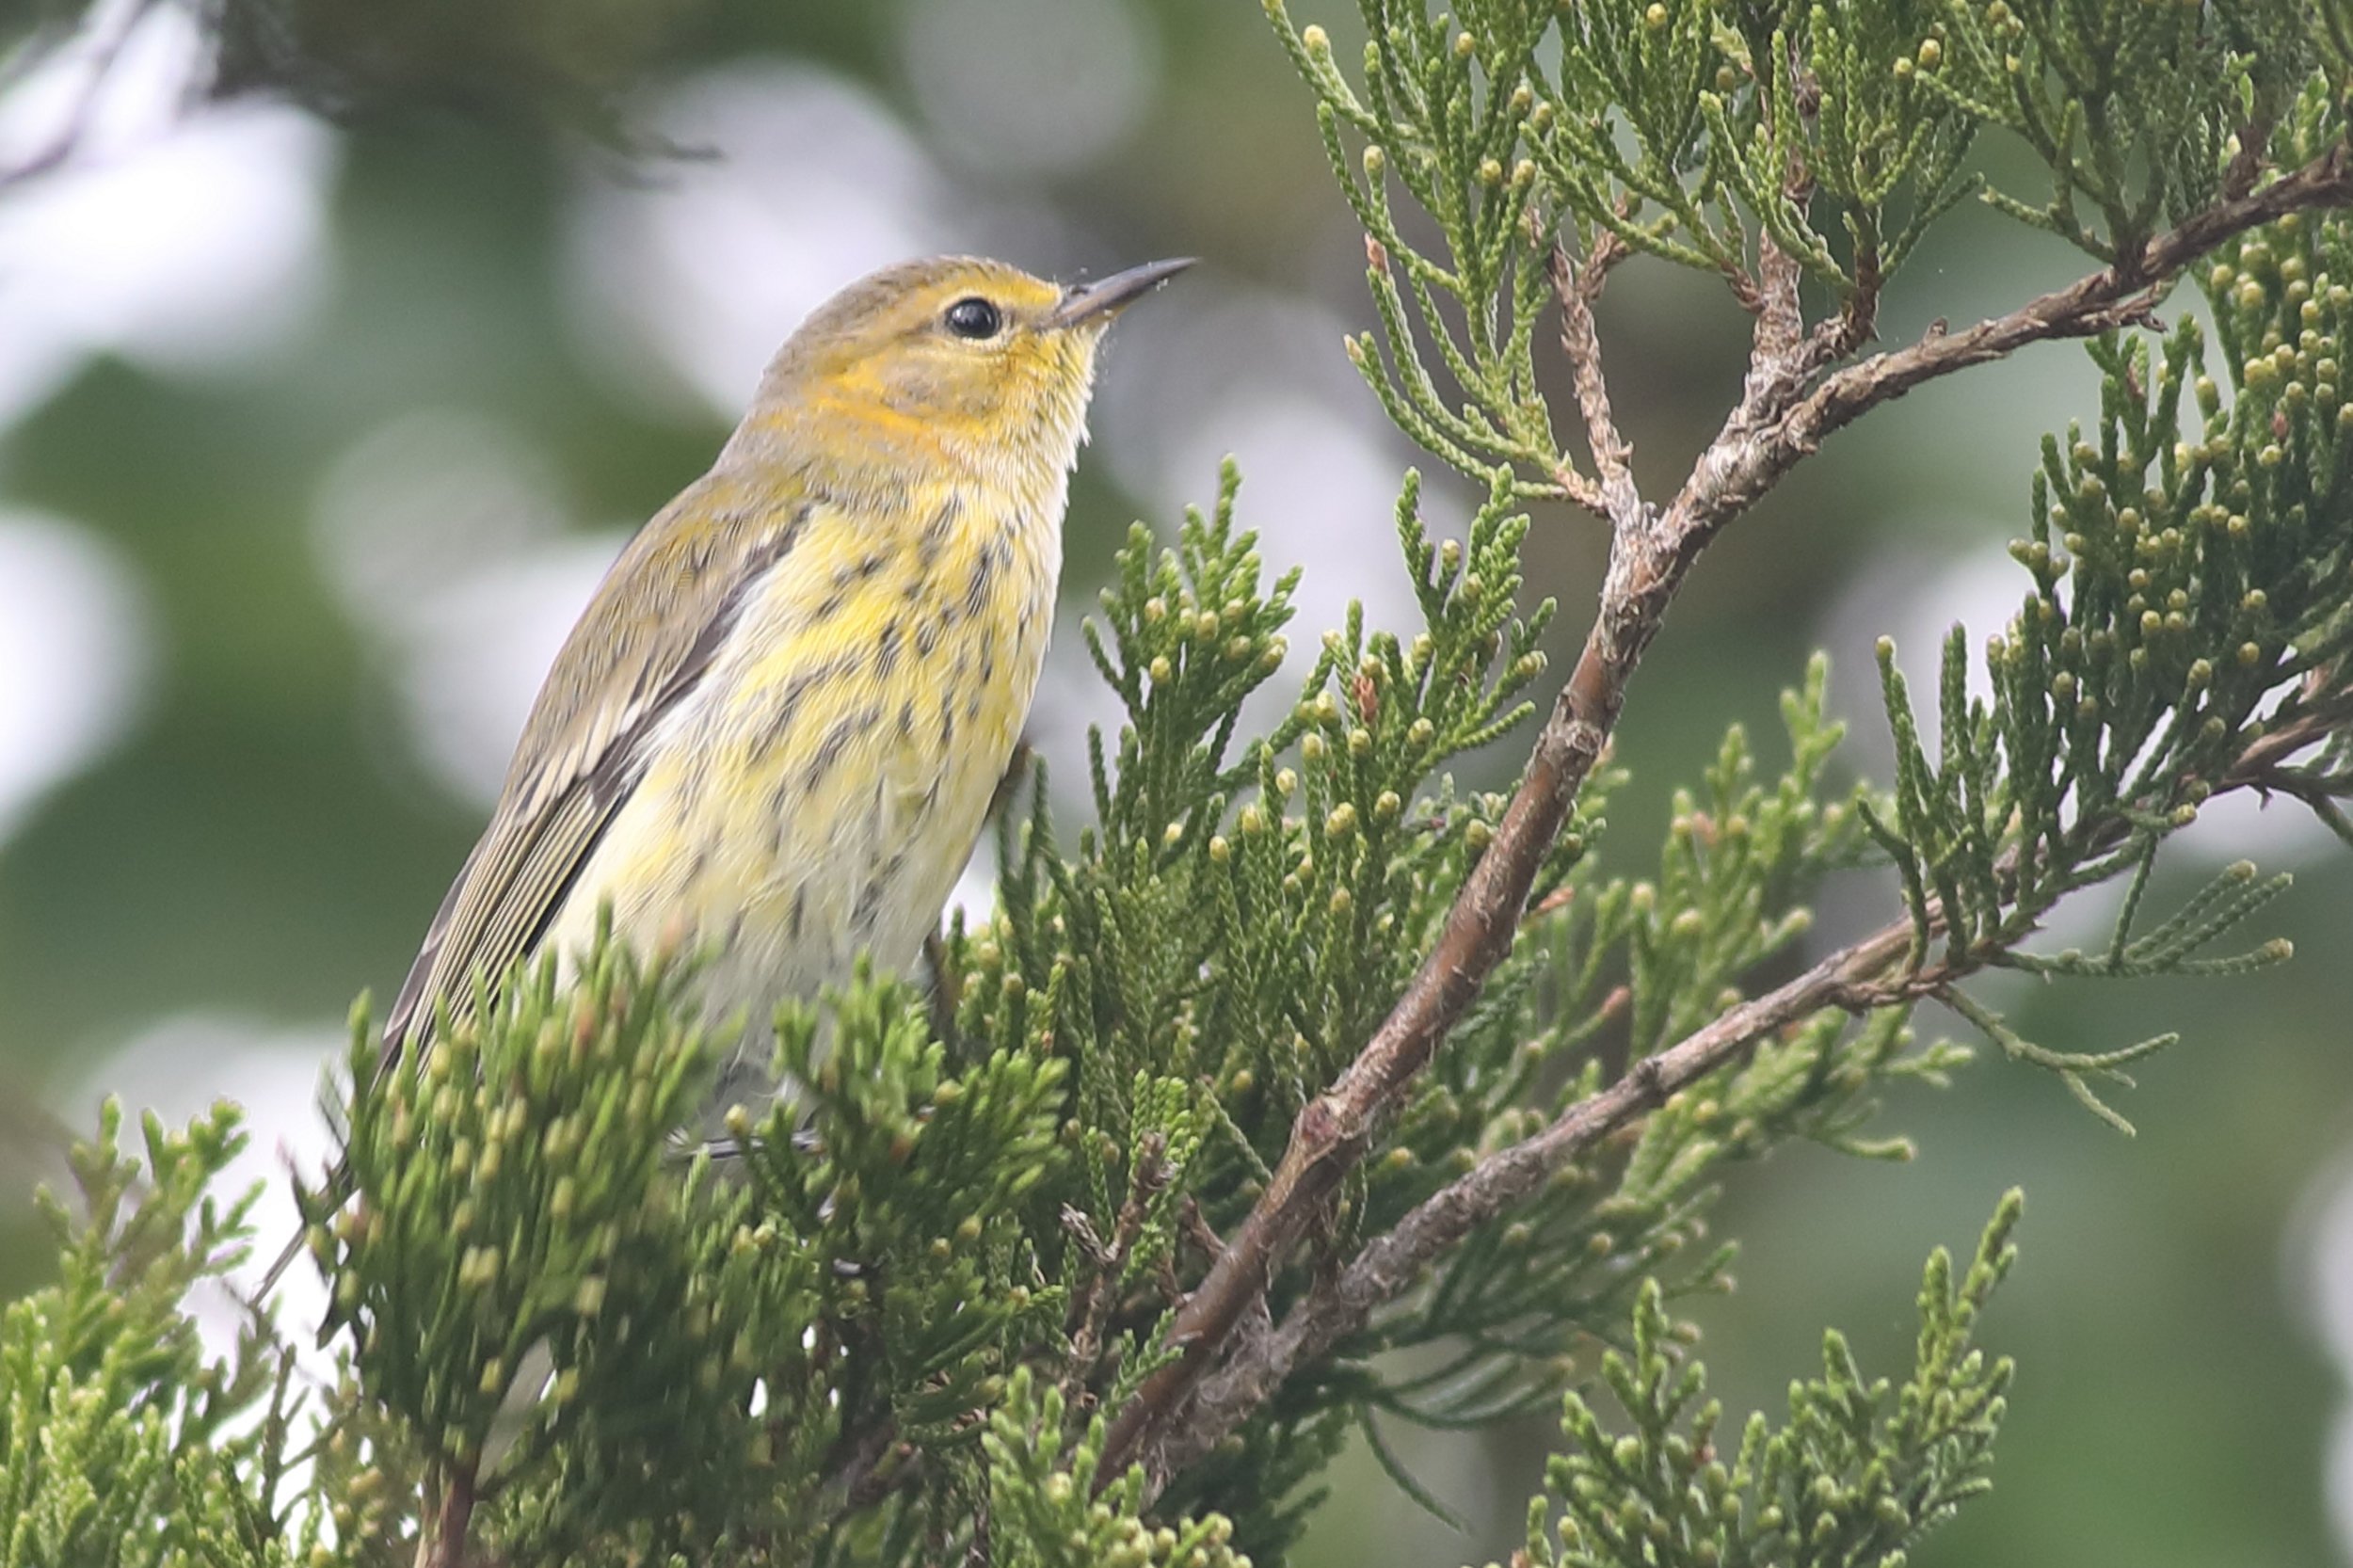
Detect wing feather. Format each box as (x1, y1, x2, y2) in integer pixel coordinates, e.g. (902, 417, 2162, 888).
(380, 475, 817, 1063)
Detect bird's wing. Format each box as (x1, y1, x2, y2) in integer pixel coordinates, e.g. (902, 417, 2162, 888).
(380, 472, 816, 1063)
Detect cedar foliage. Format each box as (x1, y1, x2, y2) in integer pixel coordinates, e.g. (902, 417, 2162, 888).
(9, 2, 2353, 1564)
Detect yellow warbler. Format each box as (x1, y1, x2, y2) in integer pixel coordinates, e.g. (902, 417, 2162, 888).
(265, 254, 1187, 1289)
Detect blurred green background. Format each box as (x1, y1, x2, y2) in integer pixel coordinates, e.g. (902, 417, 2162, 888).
(1, 3, 2348, 1563)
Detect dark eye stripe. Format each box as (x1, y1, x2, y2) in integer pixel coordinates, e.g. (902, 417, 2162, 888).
(945, 296, 1002, 339)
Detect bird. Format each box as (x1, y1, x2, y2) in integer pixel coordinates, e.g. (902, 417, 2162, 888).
(262, 253, 1192, 1293)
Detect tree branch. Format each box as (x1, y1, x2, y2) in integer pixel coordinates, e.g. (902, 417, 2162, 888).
(1097, 137, 2353, 1495)
(1549, 235, 1641, 532)
(419, 1459, 476, 1568)
(1162, 919, 1925, 1469)
(1671, 142, 2353, 542)
(1149, 685, 2353, 1479)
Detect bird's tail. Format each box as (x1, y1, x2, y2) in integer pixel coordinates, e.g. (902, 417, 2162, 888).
(260, 1003, 411, 1298)
(256, 1154, 347, 1297)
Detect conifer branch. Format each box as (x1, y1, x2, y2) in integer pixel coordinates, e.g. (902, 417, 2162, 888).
(1101, 136, 2353, 1493)
(1548, 234, 1640, 530)
(1160, 923, 1923, 1483)
(1146, 688, 2353, 1482)
(1673, 141, 2353, 541)
(423, 1464, 478, 1568)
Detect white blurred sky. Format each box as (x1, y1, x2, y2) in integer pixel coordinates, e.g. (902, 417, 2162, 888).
(0, 511, 152, 842)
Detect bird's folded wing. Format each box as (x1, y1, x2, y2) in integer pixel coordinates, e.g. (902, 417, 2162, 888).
(380, 475, 817, 1064)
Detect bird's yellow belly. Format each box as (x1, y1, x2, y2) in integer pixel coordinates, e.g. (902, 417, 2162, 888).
(540, 489, 1056, 1032)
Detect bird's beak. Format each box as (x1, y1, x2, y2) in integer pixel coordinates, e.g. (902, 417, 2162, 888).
(1048, 257, 1196, 328)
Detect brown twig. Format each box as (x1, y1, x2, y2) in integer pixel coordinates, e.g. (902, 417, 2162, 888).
(1673, 143, 2353, 544)
(1062, 1133, 1168, 1409)
(418, 1460, 476, 1568)
(1094, 140, 2353, 1493)
(1177, 1196, 1227, 1265)
(2226, 689, 2353, 783)
(1549, 456, 1612, 522)
(1549, 235, 1641, 532)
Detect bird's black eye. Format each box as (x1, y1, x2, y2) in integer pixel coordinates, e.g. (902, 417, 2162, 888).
(944, 296, 1002, 339)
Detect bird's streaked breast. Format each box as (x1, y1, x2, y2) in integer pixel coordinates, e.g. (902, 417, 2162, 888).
(539, 464, 1064, 1025)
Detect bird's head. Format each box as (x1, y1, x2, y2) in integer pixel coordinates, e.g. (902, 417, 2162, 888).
(740, 255, 1192, 487)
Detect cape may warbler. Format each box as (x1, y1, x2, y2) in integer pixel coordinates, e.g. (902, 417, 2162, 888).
(397, 254, 1186, 1058)
(269, 254, 1185, 1292)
